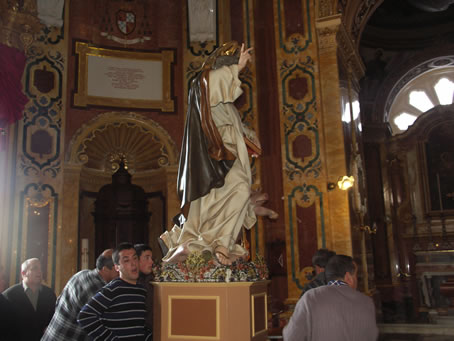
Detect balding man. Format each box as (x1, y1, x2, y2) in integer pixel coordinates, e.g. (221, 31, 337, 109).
(41, 249, 118, 341)
(2, 258, 56, 340)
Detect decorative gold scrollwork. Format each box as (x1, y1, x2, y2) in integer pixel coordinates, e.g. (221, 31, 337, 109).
(359, 225, 377, 234)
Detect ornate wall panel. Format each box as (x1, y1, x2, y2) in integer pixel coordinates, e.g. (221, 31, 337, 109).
(273, 0, 326, 300)
(1, 3, 67, 290)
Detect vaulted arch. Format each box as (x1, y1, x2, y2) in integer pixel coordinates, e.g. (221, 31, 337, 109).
(66, 111, 178, 171)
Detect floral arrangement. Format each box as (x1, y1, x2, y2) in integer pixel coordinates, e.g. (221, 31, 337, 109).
(154, 252, 269, 282)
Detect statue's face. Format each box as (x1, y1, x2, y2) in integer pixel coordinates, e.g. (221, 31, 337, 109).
(213, 55, 240, 69)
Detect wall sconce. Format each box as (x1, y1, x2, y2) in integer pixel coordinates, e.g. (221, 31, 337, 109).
(338, 175, 354, 190)
(327, 176, 355, 191)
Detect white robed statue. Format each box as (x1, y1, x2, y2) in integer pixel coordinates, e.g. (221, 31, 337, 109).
(160, 42, 277, 265)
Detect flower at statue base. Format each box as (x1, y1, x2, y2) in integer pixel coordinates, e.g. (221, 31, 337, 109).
(154, 252, 269, 282)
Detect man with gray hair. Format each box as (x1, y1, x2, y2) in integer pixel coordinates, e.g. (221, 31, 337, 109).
(2, 258, 56, 340)
(41, 249, 118, 340)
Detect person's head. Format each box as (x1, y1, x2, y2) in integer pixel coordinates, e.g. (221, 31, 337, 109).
(96, 249, 119, 282)
(325, 255, 358, 289)
(21, 258, 42, 288)
(134, 244, 153, 276)
(113, 243, 139, 284)
(312, 249, 336, 274)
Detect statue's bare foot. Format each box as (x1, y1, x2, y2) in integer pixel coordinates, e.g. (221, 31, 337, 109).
(250, 191, 269, 206)
(214, 248, 233, 266)
(163, 242, 189, 264)
(254, 206, 279, 220)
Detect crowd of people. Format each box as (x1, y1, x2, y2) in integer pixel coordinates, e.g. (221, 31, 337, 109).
(0, 245, 379, 341)
(0, 243, 154, 340)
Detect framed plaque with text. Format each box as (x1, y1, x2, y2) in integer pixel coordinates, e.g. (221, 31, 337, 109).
(74, 42, 174, 111)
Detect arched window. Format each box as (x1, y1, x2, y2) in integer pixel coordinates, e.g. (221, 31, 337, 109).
(388, 67, 454, 134)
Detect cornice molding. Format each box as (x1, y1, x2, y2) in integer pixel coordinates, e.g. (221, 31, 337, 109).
(337, 21, 365, 81)
(316, 15, 365, 80)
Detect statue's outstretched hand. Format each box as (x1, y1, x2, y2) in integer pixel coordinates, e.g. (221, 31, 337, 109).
(238, 43, 253, 71)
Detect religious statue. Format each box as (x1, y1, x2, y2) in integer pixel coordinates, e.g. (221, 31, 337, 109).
(159, 41, 277, 266)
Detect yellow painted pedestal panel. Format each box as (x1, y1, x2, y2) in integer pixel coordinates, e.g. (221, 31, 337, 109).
(152, 281, 269, 341)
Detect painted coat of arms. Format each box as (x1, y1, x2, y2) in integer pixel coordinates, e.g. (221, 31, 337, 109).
(116, 10, 136, 35)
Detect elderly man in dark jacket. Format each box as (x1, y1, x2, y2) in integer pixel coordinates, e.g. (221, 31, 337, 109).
(2, 258, 56, 340)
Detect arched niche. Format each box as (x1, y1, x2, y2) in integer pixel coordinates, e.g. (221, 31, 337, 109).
(60, 112, 180, 287)
(67, 111, 178, 168)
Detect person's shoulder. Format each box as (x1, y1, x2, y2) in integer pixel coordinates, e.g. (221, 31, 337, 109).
(300, 284, 330, 302)
(2, 283, 23, 296)
(75, 268, 92, 276)
(0, 291, 13, 304)
(103, 277, 117, 286)
(306, 283, 349, 299)
(104, 277, 124, 289)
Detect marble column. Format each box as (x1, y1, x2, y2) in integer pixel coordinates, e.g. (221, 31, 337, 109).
(58, 164, 82, 292)
(315, 15, 352, 255)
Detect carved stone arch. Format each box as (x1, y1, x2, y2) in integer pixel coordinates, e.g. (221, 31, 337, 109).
(60, 112, 180, 288)
(66, 111, 178, 172)
(342, 0, 385, 46)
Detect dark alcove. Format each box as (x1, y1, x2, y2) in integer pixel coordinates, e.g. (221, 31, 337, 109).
(93, 162, 150, 256)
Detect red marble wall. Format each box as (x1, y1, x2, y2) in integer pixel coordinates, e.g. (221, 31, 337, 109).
(253, 0, 287, 302)
(65, 0, 184, 150)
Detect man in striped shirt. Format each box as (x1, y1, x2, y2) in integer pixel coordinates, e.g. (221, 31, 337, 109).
(78, 243, 152, 340)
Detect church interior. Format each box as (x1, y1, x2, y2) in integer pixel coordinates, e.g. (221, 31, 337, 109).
(1, 0, 454, 339)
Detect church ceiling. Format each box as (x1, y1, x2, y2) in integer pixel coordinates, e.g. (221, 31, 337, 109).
(360, 0, 454, 49)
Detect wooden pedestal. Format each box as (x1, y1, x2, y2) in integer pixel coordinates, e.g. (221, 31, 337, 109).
(152, 281, 269, 341)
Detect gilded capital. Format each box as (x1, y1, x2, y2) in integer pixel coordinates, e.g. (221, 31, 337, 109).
(315, 15, 342, 53)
